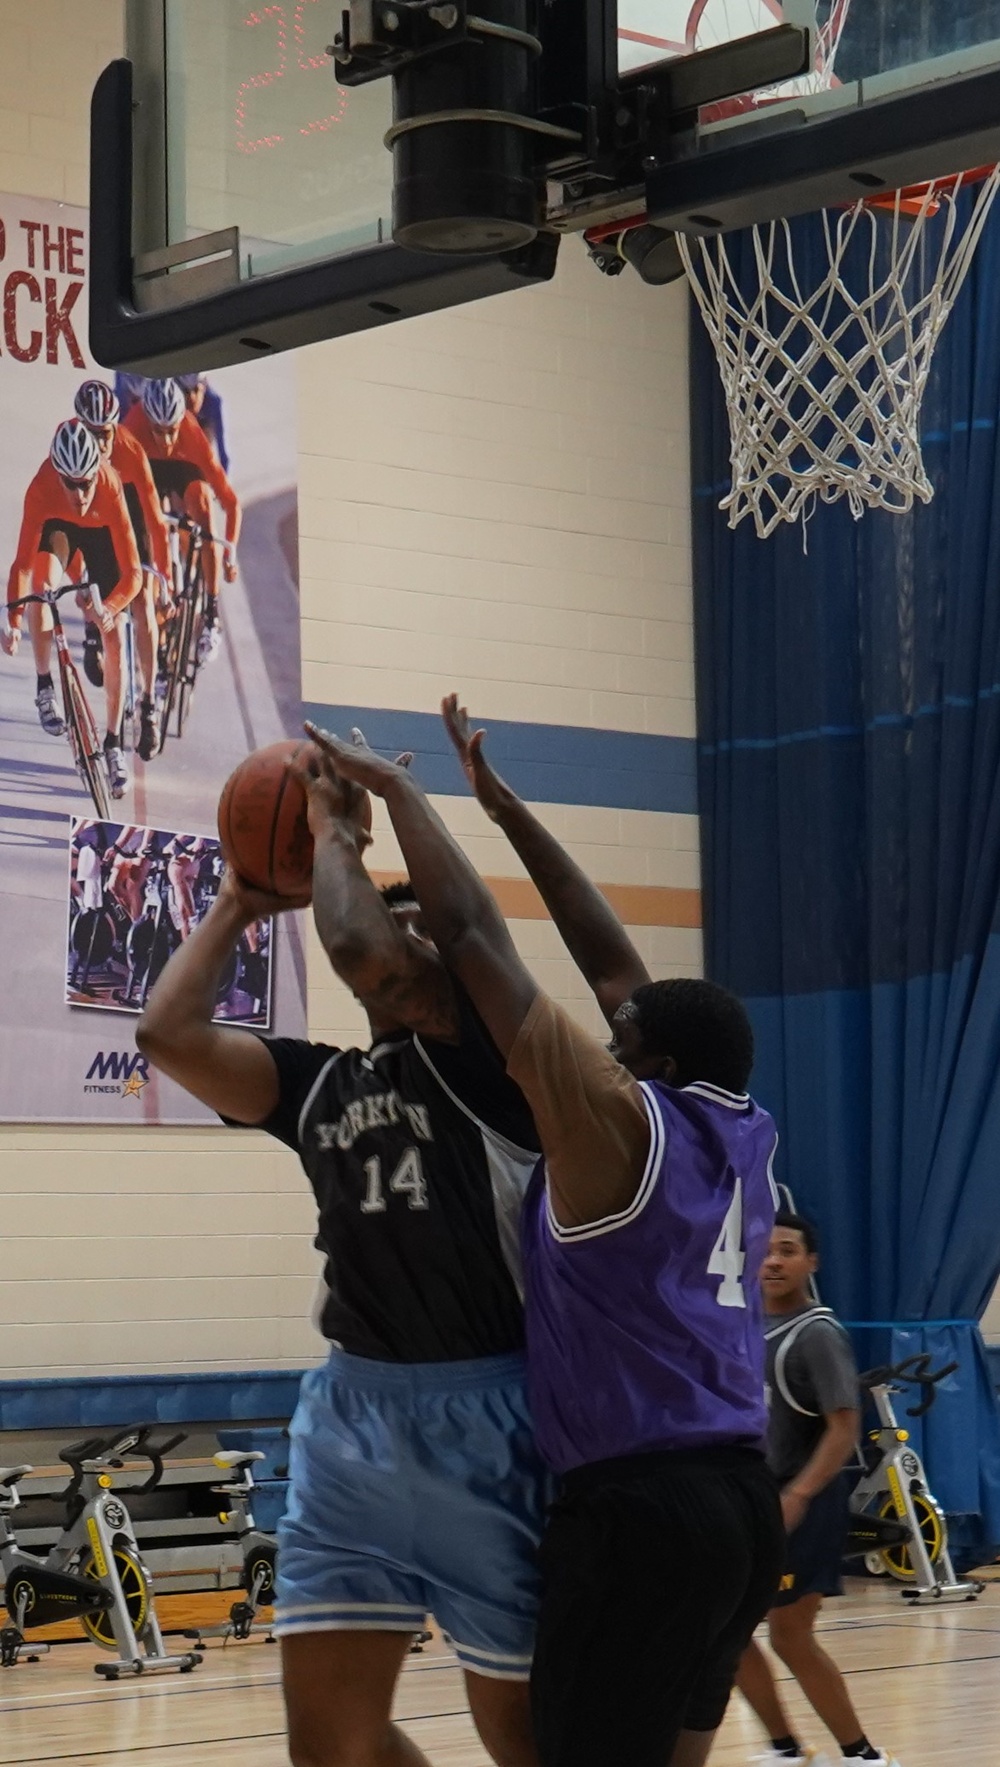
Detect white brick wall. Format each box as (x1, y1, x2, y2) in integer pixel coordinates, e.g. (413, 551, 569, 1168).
(0, 0, 703, 1379)
(298, 262, 694, 739)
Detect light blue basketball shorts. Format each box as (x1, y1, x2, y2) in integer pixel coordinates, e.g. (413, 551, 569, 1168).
(274, 1347, 554, 1679)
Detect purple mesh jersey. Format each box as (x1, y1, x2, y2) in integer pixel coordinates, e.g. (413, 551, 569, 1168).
(521, 1079, 779, 1474)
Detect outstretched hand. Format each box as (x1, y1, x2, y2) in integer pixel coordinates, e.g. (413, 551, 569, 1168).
(303, 722, 414, 801)
(441, 693, 511, 822)
(289, 738, 375, 849)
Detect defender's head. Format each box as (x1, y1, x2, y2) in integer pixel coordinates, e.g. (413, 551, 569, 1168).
(762, 1211, 819, 1308)
(608, 977, 754, 1091)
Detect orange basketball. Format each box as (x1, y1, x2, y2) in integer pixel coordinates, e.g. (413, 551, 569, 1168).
(218, 740, 315, 898)
(218, 738, 374, 899)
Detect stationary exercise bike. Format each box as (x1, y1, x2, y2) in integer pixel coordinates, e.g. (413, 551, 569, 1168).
(183, 1451, 278, 1648)
(0, 1427, 202, 1675)
(847, 1355, 984, 1604)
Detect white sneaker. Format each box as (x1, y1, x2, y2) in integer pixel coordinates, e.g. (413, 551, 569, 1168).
(751, 1751, 833, 1766)
(105, 744, 131, 800)
(751, 1751, 832, 1765)
(838, 1757, 901, 1766)
(35, 685, 65, 736)
(197, 620, 221, 664)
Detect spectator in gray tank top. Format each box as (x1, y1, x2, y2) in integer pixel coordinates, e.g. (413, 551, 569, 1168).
(736, 1212, 903, 1767)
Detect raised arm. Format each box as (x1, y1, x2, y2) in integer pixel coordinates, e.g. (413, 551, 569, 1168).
(305, 724, 651, 1228)
(136, 872, 295, 1121)
(292, 745, 460, 1042)
(442, 694, 651, 1027)
(305, 723, 536, 1058)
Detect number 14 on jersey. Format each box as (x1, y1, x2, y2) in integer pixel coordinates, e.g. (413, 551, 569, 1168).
(361, 1147, 429, 1214)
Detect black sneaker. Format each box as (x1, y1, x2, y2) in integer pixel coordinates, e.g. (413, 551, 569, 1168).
(137, 699, 160, 763)
(83, 623, 104, 688)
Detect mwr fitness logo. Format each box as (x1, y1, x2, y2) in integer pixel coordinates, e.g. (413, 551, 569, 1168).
(84, 1052, 150, 1098)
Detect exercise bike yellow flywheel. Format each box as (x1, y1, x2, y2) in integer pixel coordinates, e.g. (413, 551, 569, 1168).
(78, 1547, 149, 1649)
(877, 1491, 946, 1580)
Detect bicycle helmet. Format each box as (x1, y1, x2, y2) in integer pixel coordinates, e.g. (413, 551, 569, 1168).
(176, 372, 207, 391)
(141, 377, 186, 427)
(50, 417, 101, 482)
(74, 379, 120, 428)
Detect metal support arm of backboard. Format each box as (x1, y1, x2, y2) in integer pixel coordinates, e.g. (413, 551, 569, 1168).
(646, 63, 1000, 235)
(88, 59, 559, 374)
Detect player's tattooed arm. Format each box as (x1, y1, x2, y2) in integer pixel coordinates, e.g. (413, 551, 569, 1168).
(137, 871, 302, 1121)
(305, 723, 538, 1058)
(442, 694, 650, 1028)
(291, 743, 461, 1043)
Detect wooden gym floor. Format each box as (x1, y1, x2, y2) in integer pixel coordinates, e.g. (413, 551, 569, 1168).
(3, 1576, 999, 1766)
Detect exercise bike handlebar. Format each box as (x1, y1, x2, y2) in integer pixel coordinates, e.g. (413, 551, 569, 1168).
(857, 1354, 959, 1417)
(59, 1425, 187, 1503)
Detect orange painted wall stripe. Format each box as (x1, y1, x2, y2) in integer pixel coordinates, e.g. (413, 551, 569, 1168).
(370, 872, 702, 930)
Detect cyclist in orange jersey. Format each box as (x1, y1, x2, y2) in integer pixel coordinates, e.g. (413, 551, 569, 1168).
(125, 378, 240, 665)
(76, 379, 172, 762)
(2, 419, 142, 801)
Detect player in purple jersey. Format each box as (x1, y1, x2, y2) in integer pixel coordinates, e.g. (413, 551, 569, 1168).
(308, 713, 785, 1767)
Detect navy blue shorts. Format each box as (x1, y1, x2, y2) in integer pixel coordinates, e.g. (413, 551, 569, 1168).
(275, 1348, 554, 1679)
(773, 1474, 850, 1607)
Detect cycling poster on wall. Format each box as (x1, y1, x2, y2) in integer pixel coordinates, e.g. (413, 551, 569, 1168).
(0, 191, 306, 1122)
(67, 819, 273, 1029)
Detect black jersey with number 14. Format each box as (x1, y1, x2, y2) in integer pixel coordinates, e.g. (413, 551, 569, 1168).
(258, 991, 540, 1363)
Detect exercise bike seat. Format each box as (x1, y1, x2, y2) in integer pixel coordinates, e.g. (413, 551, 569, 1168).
(0, 1465, 32, 1488)
(213, 1451, 265, 1471)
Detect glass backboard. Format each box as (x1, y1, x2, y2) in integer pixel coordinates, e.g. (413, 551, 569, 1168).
(94, 2, 1000, 370)
(137, 2, 1000, 283)
(617, 3, 1000, 140)
(143, 0, 394, 280)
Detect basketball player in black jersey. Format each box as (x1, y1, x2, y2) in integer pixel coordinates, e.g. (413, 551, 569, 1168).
(138, 745, 650, 1767)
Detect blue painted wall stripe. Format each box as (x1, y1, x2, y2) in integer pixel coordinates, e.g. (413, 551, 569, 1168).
(303, 704, 699, 816)
(1, 1359, 997, 1432)
(0, 1370, 306, 1431)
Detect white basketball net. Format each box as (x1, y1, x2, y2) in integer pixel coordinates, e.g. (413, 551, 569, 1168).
(674, 1, 1000, 536)
(680, 170, 1000, 538)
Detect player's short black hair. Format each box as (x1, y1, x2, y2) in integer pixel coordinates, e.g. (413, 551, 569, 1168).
(380, 880, 418, 910)
(774, 1210, 819, 1255)
(630, 977, 754, 1093)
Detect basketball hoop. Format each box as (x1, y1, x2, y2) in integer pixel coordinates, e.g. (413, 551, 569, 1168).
(680, 166, 1000, 538)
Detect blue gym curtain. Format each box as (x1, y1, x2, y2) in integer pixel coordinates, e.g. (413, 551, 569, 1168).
(689, 199, 1000, 1562)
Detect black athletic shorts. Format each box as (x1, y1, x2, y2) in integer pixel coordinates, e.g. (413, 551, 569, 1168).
(122, 481, 151, 568)
(39, 518, 120, 596)
(531, 1445, 784, 1767)
(773, 1472, 850, 1608)
(149, 457, 202, 502)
